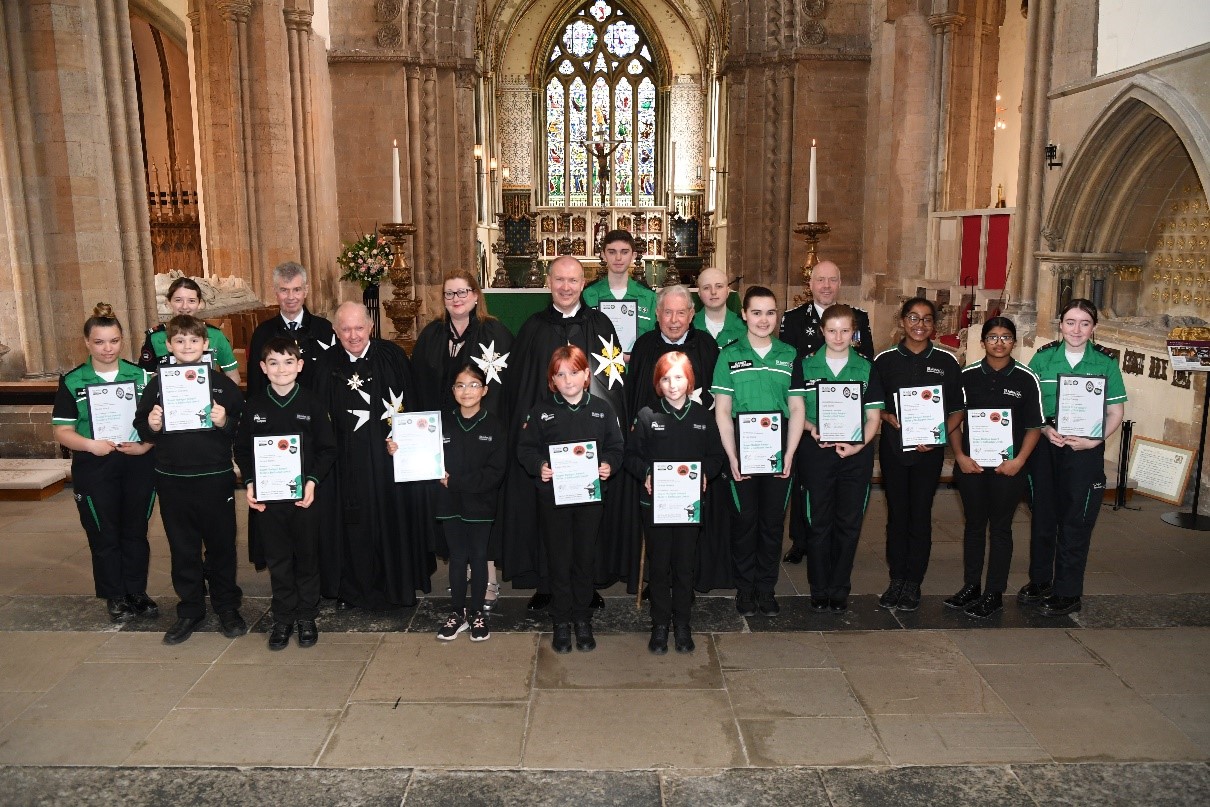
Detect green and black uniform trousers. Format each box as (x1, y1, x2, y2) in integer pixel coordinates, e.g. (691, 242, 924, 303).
(801, 438, 875, 599)
(157, 470, 242, 619)
(254, 499, 320, 623)
(729, 473, 792, 597)
(954, 466, 1028, 595)
(1027, 438, 1106, 598)
(71, 452, 156, 599)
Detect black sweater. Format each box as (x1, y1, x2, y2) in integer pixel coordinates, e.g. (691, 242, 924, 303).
(516, 392, 625, 501)
(432, 409, 507, 521)
(624, 399, 726, 507)
(232, 383, 337, 493)
(134, 371, 244, 475)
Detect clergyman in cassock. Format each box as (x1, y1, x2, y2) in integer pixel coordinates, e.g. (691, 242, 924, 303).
(313, 302, 433, 609)
(625, 285, 731, 592)
(499, 256, 628, 605)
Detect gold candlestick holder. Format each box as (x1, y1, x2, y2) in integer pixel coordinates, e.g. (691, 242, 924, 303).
(794, 221, 831, 287)
(490, 212, 513, 288)
(380, 222, 421, 353)
(523, 212, 545, 289)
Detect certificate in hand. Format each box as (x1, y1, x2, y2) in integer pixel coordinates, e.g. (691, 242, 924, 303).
(391, 411, 445, 482)
(1056, 374, 1107, 438)
(737, 412, 783, 476)
(159, 363, 213, 433)
(598, 299, 638, 353)
(252, 434, 304, 501)
(967, 408, 1014, 468)
(897, 386, 946, 448)
(549, 440, 602, 506)
(85, 382, 139, 443)
(816, 382, 864, 443)
(652, 461, 703, 525)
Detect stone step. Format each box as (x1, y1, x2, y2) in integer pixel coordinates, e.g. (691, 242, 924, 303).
(0, 458, 70, 500)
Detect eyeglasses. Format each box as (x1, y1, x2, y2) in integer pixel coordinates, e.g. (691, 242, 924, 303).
(452, 382, 484, 391)
(904, 314, 934, 325)
(984, 335, 1015, 344)
(443, 288, 473, 300)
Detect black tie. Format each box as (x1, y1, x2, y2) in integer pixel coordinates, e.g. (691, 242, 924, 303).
(288, 321, 300, 332)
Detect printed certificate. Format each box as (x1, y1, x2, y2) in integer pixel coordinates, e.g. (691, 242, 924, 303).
(967, 408, 1014, 468)
(598, 299, 638, 352)
(163, 350, 215, 368)
(158, 363, 213, 433)
(85, 382, 139, 443)
(549, 440, 602, 506)
(1056, 374, 1107, 438)
(252, 434, 304, 501)
(897, 385, 946, 448)
(816, 382, 864, 443)
(736, 412, 783, 475)
(391, 411, 445, 482)
(652, 461, 703, 525)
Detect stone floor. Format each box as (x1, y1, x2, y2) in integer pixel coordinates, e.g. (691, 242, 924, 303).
(0, 489, 1207, 805)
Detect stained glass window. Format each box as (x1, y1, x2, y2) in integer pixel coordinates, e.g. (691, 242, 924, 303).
(542, 0, 658, 208)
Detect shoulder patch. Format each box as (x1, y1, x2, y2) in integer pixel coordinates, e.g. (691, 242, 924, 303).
(1094, 343, 1117, 358)
(1036, 340, 1061, 352)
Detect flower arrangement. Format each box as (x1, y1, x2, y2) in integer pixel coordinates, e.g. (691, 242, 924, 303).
(337, 232, 394, 289)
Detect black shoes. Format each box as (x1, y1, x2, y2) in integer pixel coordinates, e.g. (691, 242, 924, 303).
(573, 621, 596, 652)
(945, 584, 982, 610)
(965, 592, 1003, 619)
(735, 591, 758, 617)
(878, 580, 905, 609)
(1017, 582, 1052, 606)
(782, 547, 804, 564)
(591, 590, 606, 610)
(218, 609, 248, 638)
(897, 583, 922, 612)
(810, 596, 829, 611)
(296, 620, 319, 648)
(1039, 595, 1081, 615)
(829, 597, 848, 613)
(106, 596, 134, 623)
(268, 622, 293, 650)
(648, 624, 669, 655)
(673, 624, 695, 653)
(756, 592, 780, 616)
(163, 615, 204, 645)
(552, 622, 573, 653)
(127, 593, 159, 617)
(527, 591, 552, 610)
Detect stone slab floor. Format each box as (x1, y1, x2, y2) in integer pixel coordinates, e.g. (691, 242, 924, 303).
(0, 489, 1207, 805)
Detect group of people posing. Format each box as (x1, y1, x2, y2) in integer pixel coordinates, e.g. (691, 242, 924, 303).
(52, 229, 1127, 656)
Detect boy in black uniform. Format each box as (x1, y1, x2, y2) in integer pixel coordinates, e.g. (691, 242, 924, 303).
(135, 315, 246, 645)
(234, 338, 337, 650)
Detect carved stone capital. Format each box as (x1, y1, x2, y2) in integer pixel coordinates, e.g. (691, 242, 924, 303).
(216, 0, 252, 23)
(928, 12, 967, 33)
(283, 8, 313, 31)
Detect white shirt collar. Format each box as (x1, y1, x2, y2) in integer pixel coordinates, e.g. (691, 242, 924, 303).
(281, 311, 304, 327)
(345, 342, 371, 362)
(557, 302, 581, 318)
(660, 331, 688, 345)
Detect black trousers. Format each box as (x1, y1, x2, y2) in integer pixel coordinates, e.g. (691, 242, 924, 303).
(801, 439, 875, 599)
(645, 523, 696, 627)
(444, 518, 490, 614)
(157, 471, 241, 619)
(880, 444, 945, 584)
(254, 500, 320, 623)
(955, 468, 1028, 594)
(540, 500, 602, 624)
(787, 467, 808, 552)
(1027, 439, 1106, 597)
(72, 452, 156, 599)
(729, 474, 792, 596)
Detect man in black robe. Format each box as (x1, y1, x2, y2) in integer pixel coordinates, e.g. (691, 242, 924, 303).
(313, 302, 432, 609)
(246, 262, 336, 398)
(500, 256, 628, 599)
(624, 285, 730, 591)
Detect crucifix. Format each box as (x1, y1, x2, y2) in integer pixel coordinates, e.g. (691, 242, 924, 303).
(582, 136, 626, 209)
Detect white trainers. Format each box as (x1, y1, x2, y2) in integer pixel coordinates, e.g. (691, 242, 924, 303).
(437, 610, 467, 641)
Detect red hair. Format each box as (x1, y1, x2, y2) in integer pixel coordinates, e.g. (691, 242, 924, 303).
(547, 345, 590, 392)
(652, 351, 695, 397)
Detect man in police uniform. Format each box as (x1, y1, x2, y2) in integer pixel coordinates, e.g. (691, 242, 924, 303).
(779, 260, 874, 564)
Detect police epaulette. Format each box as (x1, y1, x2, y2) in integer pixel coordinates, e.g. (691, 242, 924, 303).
(145, 324, 165, 335)
(1036, 339, 1061, 352)
(1093, 343, 1116, 357)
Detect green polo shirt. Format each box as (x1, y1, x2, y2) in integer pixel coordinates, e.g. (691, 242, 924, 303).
(582, 277, 657, 340)
(710, 334, 797, 417)
(789, 347, 886, 421)
(148, 324, 238, 372)
(1028, 341, 1128, 420)
(693, 308, 747, 349)
(52, 359, 153, 440)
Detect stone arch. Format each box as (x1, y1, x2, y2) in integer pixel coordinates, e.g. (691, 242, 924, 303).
(128, 0, 186, 52)
(528, 0, 673, 86)
(1044, 75, 1210, 255)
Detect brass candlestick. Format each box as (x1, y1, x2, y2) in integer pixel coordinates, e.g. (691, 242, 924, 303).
(490, 212, 512, 288)
(379, 222, 421, 352)
(794, 221, 831, 288)
(523, 212, 545, 289)
(700, 210, 716, 265)
(663, 232, 681, 287)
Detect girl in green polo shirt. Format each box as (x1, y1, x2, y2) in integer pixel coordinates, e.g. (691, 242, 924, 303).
(52, 304, 158, 623)
(137, 277, 241, 383)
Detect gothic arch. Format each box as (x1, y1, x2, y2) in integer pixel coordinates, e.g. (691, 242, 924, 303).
(1044, 76, 1210, 255)
(529, 0, 671, 87)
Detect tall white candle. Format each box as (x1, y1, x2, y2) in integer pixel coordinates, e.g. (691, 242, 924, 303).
(669, 141, 677, 207)
(391, 140, 402, 222)
(807, 139, 818, 222)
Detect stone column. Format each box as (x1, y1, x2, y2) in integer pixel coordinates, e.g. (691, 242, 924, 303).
(283, 5, 317, 274)
(927, 11, 967, 213)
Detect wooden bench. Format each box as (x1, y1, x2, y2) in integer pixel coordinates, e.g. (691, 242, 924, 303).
(0, 459, 71, 501)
